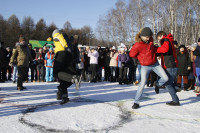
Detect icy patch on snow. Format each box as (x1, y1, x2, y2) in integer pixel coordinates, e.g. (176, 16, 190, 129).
(23, 102, 121, 132)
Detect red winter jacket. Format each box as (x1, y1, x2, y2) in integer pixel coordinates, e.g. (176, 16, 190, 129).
(129, 32, 157, 66)
(157, 33, 178, 69)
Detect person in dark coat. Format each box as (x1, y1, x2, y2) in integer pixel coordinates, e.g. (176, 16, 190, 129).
(36, 48, 45, 82)
(84, 46, 91, 82)
(0, 42, 9, 82)
(104, 47, 111, 81)
(6, 47, 12, 81)
(28, 43, 37, 82)
(97, 47, 105, 81)
(177, 45, 191, 90)
(127, 53, 137, 84)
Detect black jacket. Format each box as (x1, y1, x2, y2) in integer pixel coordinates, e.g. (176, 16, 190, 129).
(177, 51, 191, 75)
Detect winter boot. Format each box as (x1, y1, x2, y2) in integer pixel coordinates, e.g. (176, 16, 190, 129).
(17, 87, 23, 91)
(60, 94, 69, 105)
(134, 80, 139, 85)
(155, 85, 160, 94)
(110, 76, 114, 82)
(166, 101, 180, 106)
(56, 86, 62, 100)
(175, 83, 182, 92)
(184, 84, 189, 91)
(132, 103, 140, 109)
(118, 78, 122, 85)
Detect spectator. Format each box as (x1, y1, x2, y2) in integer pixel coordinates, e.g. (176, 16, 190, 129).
(10, 36, 32, 91)
(44, 48, 55, 82)
(6, 47, 12, 81)
(104, 47, 111, 81)
(189, 39, 200, 94)
(109, 46, 119, 82)
(118, 47, 129, 85)
(97, 48, 105, 82)
(28, 43, 37, 82)
(88, 48, 99, 83)
(10, 43, 20, 83)
(0, 42, 8, 82)
(36, 48, 45, 82)
(77, 47, 85, 80)
(84, 46, 91, 82)
(177, 45, 191, 90)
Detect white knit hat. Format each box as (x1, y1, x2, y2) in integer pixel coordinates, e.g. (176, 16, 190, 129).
(112, 46, 116, 50)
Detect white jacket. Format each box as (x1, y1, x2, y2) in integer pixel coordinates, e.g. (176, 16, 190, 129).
(88, 50, 99, 64)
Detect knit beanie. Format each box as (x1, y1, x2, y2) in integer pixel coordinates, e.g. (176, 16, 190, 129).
(140, 27, 153, 37)
(179, 45, 186, 49)
(19, 35, 25, 42)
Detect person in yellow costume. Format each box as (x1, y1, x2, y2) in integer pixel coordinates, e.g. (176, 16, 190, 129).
(52, 29, 80, 104)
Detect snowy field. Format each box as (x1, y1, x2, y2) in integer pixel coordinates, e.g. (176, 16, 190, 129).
(0, 81, 200, 133)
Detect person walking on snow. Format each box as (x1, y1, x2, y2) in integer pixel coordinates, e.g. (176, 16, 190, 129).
(44, 48, 55, 82)
(129, 27, 169, 109)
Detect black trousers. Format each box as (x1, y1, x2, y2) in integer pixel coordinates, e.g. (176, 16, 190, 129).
(128, 66, 136, 82)
(7, 66, 12, 80)
(104, 66, 111, 81)
(17, 67, 28, 87)
(90, 64, 98, 81)
(30, 64, 37, 81)
(119, 66, 128, 80)
(57, 79, 72, 98)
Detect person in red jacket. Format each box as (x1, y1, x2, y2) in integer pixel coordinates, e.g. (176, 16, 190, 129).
(129, 27, 168, 109)
(156, 31, 180, 106)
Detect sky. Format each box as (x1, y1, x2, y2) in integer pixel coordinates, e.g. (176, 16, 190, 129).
(0, 0, 121, 31)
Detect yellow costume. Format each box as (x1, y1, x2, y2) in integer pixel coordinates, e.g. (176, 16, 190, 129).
(52, 32, 68, 53)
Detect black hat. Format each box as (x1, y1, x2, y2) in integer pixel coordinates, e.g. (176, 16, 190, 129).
(179, 45, 186, 49)
(174, 40, 178, 45)
(198, 38, 200, 42)
(28, 43, 32, 46)
(141, 27, 153, 36)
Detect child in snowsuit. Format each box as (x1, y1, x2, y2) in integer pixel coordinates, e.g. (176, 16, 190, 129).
(44, 48, 54, 82)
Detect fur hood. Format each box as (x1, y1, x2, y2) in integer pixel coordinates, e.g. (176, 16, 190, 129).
(135, 29, 153, 43)
(135, 29, 143, 42)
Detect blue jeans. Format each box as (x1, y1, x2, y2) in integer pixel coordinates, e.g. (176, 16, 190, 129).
(134, 62, 168, 104)
(165, 68, 179, 102)
(12, 65, 18, 81)
(137, 64, 141, 81)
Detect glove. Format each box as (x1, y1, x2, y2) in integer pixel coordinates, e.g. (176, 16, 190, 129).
(9, 63, 13, 67)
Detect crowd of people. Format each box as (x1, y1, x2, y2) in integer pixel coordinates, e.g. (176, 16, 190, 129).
(0, 27, 200, 106)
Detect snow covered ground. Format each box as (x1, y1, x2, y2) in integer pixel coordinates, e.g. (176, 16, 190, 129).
(0, 81, 200, 133)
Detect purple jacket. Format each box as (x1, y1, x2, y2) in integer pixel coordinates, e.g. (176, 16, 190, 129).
(118, 53, 129, 63)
